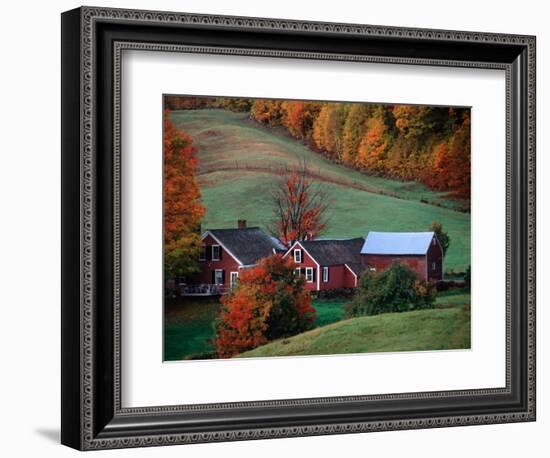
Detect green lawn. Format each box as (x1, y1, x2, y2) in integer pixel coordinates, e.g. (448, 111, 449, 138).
(164, 297, 345, 360)
(170, 109, 471, 272)
(164, 298, 220, 361)
(238, 305, 471, 358)
(435, 288, 471, 307)
(164, 292, 470, 360)
(312, 298, 346, 327)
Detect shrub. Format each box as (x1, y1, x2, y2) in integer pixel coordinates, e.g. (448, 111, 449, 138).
(345, 262, 437, 318)
(215, 255, 316, 358)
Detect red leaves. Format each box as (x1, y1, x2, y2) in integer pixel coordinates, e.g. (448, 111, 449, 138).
(164, 111, 206, 277)
(273, 163, 328, 247)
(215, 255, 315, 358)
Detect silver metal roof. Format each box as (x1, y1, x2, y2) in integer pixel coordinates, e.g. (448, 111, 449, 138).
(361, 231, 435, 255)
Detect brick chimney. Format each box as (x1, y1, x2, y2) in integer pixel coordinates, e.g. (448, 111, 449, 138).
(238, 219, 247, 229)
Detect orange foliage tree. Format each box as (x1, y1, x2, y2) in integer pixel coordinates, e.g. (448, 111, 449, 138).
(271, 161, 330, 247)
(215, 255, 316, 357)
(356, 113, 390, 173)
(164, 111, 205, 278)
(250, 99, 284, 126)
(312, 103, 348, 159)
(428, 114, 471, 197)
(281, 101, 322, 139)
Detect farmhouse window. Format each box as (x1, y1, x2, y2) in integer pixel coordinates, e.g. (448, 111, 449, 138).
(199, 246, 206, 261)
(295, 268, 301, 277)
(323, 266, 329, 282)
(432, 262, 436, 270)
(213, 269, 224, 285)
(293, 249, 302, 263)
(230, 271, 239, 288)
(305, 267, 314, 283)
(212, 245, 221, 261)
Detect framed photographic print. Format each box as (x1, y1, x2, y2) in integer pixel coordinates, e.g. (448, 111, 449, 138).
(61, 6, 536, 450)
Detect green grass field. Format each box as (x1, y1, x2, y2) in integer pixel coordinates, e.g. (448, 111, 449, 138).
(164, 297, 348, 360)
(238, 305, 471, 358)
(435, 288, 471, 307)
(170, 109, 470, 271)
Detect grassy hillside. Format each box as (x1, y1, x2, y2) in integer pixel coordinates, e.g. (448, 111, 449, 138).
(165, 297, 348, 361)
(170, 109, 470, 272)
(238, 306, 471, 358)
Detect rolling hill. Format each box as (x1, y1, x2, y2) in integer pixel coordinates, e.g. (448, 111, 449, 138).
(170, 109, 471, 272)
(238, 306, 471, 358)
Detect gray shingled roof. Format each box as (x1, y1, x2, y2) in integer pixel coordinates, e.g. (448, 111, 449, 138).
(345, 262, 365, 277)
(207, 227, 282, 265)
(299, 238, 365, 267)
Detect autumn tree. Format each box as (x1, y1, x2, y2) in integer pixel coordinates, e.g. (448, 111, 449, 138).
(250, 99, 285, 126)
(271, 161, 330, 247)
(356, 109, 390, 173)
(312, 103, 348, 159)
(428, 112, 471, 197)
(342, 103, 372, 164)
(430, 221, 450, 256)
(217, 97, 252, 112)
(164, 112, 205, 278)
(281, 100, 322, 139)
(215, 255, 316, 357)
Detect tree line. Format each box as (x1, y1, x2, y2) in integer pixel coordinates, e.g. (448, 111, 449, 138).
(165, 96, 471, 200)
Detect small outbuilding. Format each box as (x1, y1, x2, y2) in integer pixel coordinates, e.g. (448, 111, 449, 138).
(360, 231, 443, 282)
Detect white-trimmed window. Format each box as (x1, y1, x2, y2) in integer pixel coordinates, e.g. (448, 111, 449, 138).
(323, 266, 329, 283)
(230, 271, 239, 288)
(211, 245, 221, 261)
(295, 268, 301, 277)
(214, 269, 224, 285)
(199, 245, 206, 261)
(305, 267, 314, 283)
(293, 248, 302, 264)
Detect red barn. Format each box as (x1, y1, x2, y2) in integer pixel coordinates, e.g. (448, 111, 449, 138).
(360, 231, 443, 282)
(283, 238, 365, 292)
(181, 221, 285, 295)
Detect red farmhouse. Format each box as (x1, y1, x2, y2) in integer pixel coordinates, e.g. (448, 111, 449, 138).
(283, 238, 365, 292)
(182, 221, 285, 295)
(360, 231, 443, 282)
(181, 227, 444, 295)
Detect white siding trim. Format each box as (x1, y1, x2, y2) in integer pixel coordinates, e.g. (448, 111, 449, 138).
(284, 242, 321, 291)
(283, 242, 320, 268)
(344, 263, 358, 287)
(317, 266, 320, 291)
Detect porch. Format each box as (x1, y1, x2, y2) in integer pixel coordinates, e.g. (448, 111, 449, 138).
(178, 283, 230, 296)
